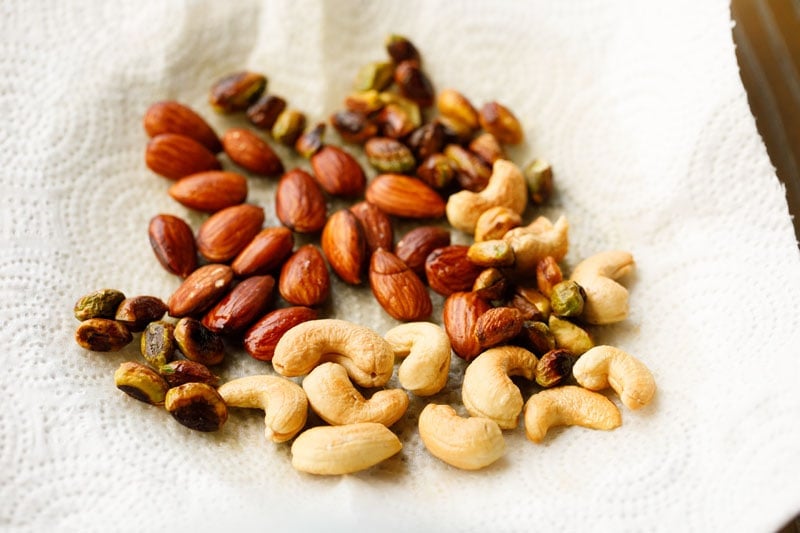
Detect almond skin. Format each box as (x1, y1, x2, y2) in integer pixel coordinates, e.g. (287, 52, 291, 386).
(474, 306, 525, 349)
(275, 169, 327, 233)
(168, 171, 248, 213)
(279, 245, 330, 306)
(394, 226, 450, 279)
(425, 245, 483, 296)
(365, 174, 445, 219)
(310, 145, 366, 196)
(196, 204, 265, 263)
(442, 291, 491, 361)
(349, 201, 393, 253)
(168, 264, 234, 318)
(321, 209, 366, 285)
(231, 226, 294, 277)
(369, 249, 432, 321)
(243, 306, 317, 361)
(143, 101, 222, 153)
(145, 133, 221, 180)
(148, 214, 198, 278)
(201, 275, 275, 335)
(221, 128, 284, 176)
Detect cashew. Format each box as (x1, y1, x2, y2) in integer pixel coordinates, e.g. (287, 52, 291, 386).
(523, 385, 621, 443)
(272, 319, 394, 387)
(290, 422, 402, 475)
(302, 362, 409, 426)
(384, 322, 451, 396)
(502, 215, 569, 273)
(418, 404, 505, 470)
(445, 159, 528, 234)
(572, 345, 655, 410)
(569, 250, 634, 325)
(217, 375, 308, 443)
(461, 346, 539, 429)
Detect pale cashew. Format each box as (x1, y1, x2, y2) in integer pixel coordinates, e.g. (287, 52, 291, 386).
(384, 322, 451, 396)
(445, 159, 528, 234)
(474, 206, 522, 242)
(572, 345, 655, 410)
(569, 250, 634, 325)
(290, 422, 402, 475)
(502, 215, 569, 273)
(461, 346, 539, 429)
(523, 385, 622, 443)
(302, 362, 409, 426)
(272, 319, 394, 387)
(217, 375, 308, 443)
(418, 404, 505, 470)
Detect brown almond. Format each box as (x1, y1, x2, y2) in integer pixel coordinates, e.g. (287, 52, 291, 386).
(114, 295, 168, 332)
(145, 134, 221, 181)
(275, 169, 327, 233)
(365, 174, 445, 219)
(310, 145, 366, 196)
(442, 291, 491, 361)
(369, 249, 432, 321)
(243, 306, 317, 361)
(231, 227, 294, 277)
(394, 226, 451, 279)
(148, 214, 197, 278)
(425, 245, 484, 296)
(321, 210, 366, 285)
(279, 245, 330, 306)
(221, 128, 284, 177)
(349, 201, 393, 253)
(201, 275, 275, 335)
(474, 306, 524, 349)
(168, 264, 234, 318)
(196, 204, 265, 263)
(143, 101, 222, 153)
(168, 171, 248, 213)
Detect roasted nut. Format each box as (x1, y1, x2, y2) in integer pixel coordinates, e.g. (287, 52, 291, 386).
(330, 110, 379, 144)
(231, 227, 294, 277)
(143, 101, 222, 153)
(416, 153, 457, 190)
(344, 90, 384, 115)
(275, 169, 327, 233)
(196, 204, 265, 263)
(349, 201, 394, 253)
(114, 296, 168, 332)
(246, 93, 287, 130)
(518, 321, 556, 356)
(473, 206, 522, 243)
(406, 122, 445, 161)
(167, 264, 235, 318)
(523, 158, 554, 205)
(168, 171, 248, 213)
(173, 317, 225, 366)
(442, 291, 492, 361)
(438, 115, 475, 145)
(354, 61, 394, 92)
(148, 214, 197, 278)
(472, 268, 509, 301)
(291, 422, 402, 475)
(479, 101, 523, 145)
(140, 320, 176, 368)
(503, 215, 570, 273)
(365, 137, 416, 174)
(75, 318, 132, 352)
(294, 122, 326, 158)
(376, 103, 417, 139)
(369, 248, 432, 322)
(321, 209, 367, 285)
(159, 359, 219, 388)
(467, 240, 515, 267)
(145, 133, 221, 180)
(536, 256, 563, 298)
(524, 386, 621, 443)
(243, 306, 318, 361)
(534, 348, 577, 388)
(386, 34, 421, 64)
(394, 60, 434, 107)
(511, 286, 551, 321)
(221, 128, 284, 177)
(114, 361, 169, 405)
(279, 245, 330, 307)
(572, 345, 656, 410)
(418, 404, 505, 471)
(201, 275, 275, 335)
(209, 71, 267, 114)
(569, 250, 634, 325)
(548, 315, 594, 355)
(437, 89, 479, 132)
(474, 306, 524, 349)
(394, 225, 451, 279)
(365, 174, 445, 219)
(310, 145, 366, 196)
(165, 382, 228, 432)
(385, 322, 451, 396)
(444, 144, 491, 192)
(469, 133, 505, 166)
(74, 288, 126, 321)
(550, 280, 586, 318)
(272, 109, 306, 146)
(425, 245, 483, 296)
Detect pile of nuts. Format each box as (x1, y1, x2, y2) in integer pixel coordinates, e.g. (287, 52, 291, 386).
(73, 34, 656, 474)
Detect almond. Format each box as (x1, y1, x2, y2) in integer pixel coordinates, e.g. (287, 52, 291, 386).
(221, 128, 284, 177)
(231, 226, 294, 277)
(424, 244, 483, 296)
(148, 214, 198, 278)
(442, 291, 491, 361)
(201, 275, 275, 335)
(196, 204, 265, 263)
(321, 209, 366, 285)
(474, 306, 524, 349)
(168, 171, 248, 213)
(394, 226, 450, 279)
(243, 306, 317, 361)
(145, 133, 221, 180)
(310, 145, 366, 196)
(275, 169, 327, 233)
(279, 245, 330, 306)
(143, 101, 222, 153)
(365, 174, 445, 219)
(168, 264, 234, 318)
(349, 201, 393, 253)
(369, 249, 432, 321)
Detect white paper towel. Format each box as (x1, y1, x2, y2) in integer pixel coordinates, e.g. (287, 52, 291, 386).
(2, 0, 800, 531)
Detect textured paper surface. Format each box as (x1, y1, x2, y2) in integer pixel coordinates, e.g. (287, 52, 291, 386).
(2, 0, 800, 531)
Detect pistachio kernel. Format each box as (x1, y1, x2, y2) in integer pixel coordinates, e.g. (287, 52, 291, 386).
(550, 280, 586, 318)
(519, 321, 556, 357)
(246, 94, 287, 130)
(468, 132, 505, 166)
(394, 60, 434, 108)
(331, 110, 378, 144)
(536, 256, 563, 298)
(444, 144, 491, 192)
(209, 71, 267, 114)
(535, 348, 577, 388)
(376, 103, 417, 139)
(353, 61, 394, 92)
(472, 268, 509, 301)
(74, 288, 126, 321)
(523, 158, 554, 205)
(364, 137, 416, 173)
(115, 295, 168, 332)
(344, 90, 385, 115)
(378, 93, 422, 128)
(437, 89, 480, 132)
(478, 101, 524, 145)
(271, 109, 306, 146)
(75, 318, 133, 352)
(294, 122, 326, 159)
(165, 382, 228, 432)
(114, 361, 169, 405)
(141, 320, 176, 368)
(548, 315, 594, 355)
(174, 317, 225, 366)
(416, 153, 456, 190)
(159, 360, 219, 388)
(385, 34, 421, 64)
(511, 286, 550, 321)
(406, 122, 445, 161)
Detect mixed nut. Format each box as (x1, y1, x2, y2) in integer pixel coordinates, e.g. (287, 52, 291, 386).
(73, 34, 656, 474)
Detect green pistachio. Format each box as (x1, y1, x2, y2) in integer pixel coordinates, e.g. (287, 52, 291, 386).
(73, 289, 126, 321)
(141, 320, 176, 368)
(353, 61, 394, 92)
(534, 348, 576, 388)
(114, 361, 169, 405)
(550, 280, 585, 318)
(165, 382, 228, 432)
(548, 315, 594, 355)
(523, 158, 554, 205)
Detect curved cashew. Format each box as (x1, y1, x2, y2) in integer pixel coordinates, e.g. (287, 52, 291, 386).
(384, 322, 451, 396)
(446, 159, 528, 234)
(217, 375, 308, 443)
(418, 404, 505, 470)
(461, 346, 539, 429)
(572, 345, 655, 410)
(569, 250, 634, 325)
(302, 362, 409, 426)
(291, 422, 402, 475)
(502, 215, 569, 273)
(523, 385, 621, 443)
(272, 319, 395, 387)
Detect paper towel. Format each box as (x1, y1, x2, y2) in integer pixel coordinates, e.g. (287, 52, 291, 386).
(2, 0, 800, 530)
